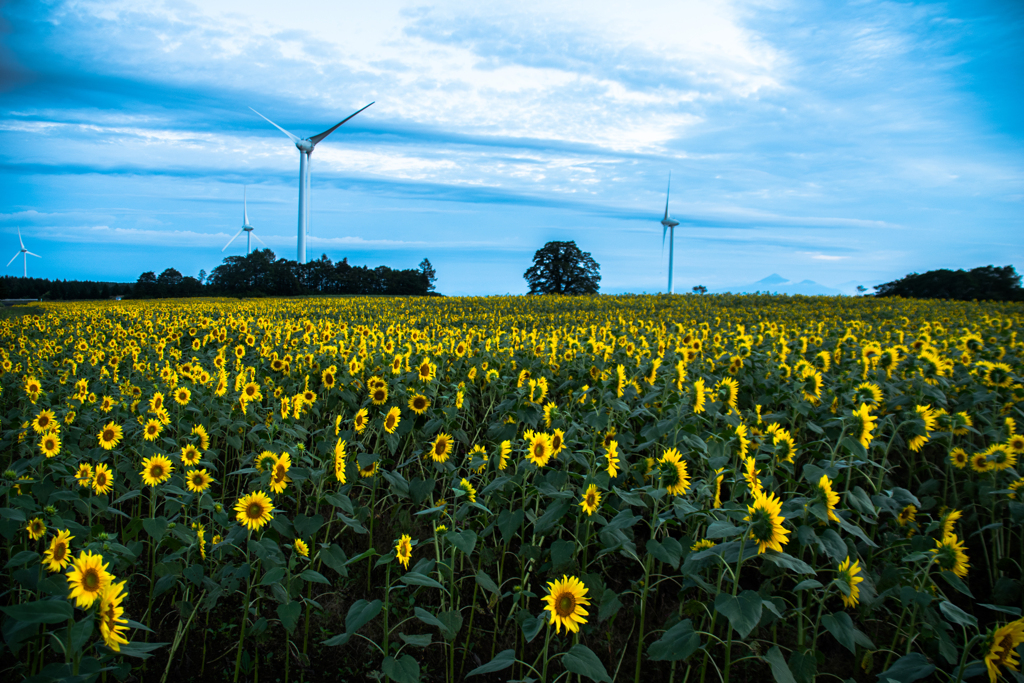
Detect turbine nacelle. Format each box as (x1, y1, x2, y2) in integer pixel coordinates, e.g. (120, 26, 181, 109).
(296, 139, 314, 153)
(661, 217, 680, 229)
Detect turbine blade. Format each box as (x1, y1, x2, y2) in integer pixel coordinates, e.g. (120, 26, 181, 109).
(662, 225, 667, 250)
(309, 101, 374, 146)
(26, 252, 41, 258)
(252, 232, 268, 247)
(7, 252, 19, 267)
(250, 107, 300, 143)
(664, 172, 671, 220)
(244, 186, 251, 226)
(222, 227, 245, 251)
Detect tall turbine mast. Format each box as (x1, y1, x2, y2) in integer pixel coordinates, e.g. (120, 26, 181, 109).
(7, 228, 41, 278)
(661, 173, 680, 294)
(223, 186, 267, 256)
(250, 102, 374, 264)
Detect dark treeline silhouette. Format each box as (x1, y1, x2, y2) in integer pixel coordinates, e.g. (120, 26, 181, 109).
(0, 276, 132, 301)
(135, 250, 438, 298)
(874, 265, 1023, 301)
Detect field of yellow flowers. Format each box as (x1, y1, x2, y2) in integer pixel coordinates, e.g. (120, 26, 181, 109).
(1, 294, 1023, 683)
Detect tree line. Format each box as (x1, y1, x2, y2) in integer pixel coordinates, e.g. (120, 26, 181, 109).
(874, 265, 1022, 301)
(1, 251, 438, 300)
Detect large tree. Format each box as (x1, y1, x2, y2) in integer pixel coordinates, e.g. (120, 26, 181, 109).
(524, 240, 601, 295)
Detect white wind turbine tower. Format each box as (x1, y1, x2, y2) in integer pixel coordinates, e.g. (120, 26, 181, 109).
(223, 186, 267, 256)
(7, 228, 41, 278)
(661, 173, 681, 294)
(249, 102, 374, 264)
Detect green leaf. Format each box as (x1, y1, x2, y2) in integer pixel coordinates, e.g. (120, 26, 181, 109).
(876, 653, 935, 683)
(764, 645, 798, 683)
(142, 516, 168, 541)
(446, 530, 477, 556)
(818, 529, 847, 563)
(561, 644, 612, 683)
(382, 655, 420, 683)
(399, 633, 432, 648)
(260, 567, 286, 586)
(277, 602, 302, 633)
(299, 569, 330, 585)
(467, 649, 515, 677)
(5, 550, 40, 569)
(706, 520, 742, 539)
(400, 572, 446, 590)
(821, 611, 859, 654)
(534, 501, 570, 535)
(415, 607, 461, 640)
(519, 613, 545, 643)
(646, 538, 682, 569)
(497, 508, 525, 544)
(474, 570, 500, 595)
(345, 598, 382, 635)
(763, 552, 817, 575)
(939, 601, 977, 629)
(117, 641, 171, 659)
(714, 591, 762, 639)
(613, 486, 646, 507)
(1, 599, 74, 624)
(437, 610, 463, 640)
(551, 539, 576, 571)
(936, 570, 974, 598)
(292, 513, 325, 538)
(647, 619, 700, 662)
(318, 544, 348, 576)
(70, 616, 94, 652)
(598, 589, 622, 622)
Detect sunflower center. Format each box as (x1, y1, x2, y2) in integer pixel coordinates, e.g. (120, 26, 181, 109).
(556, 594, 575, 617)
(53, 543, 66, 561)
(102, 429, 114, 441)
(534, 444, 545, 458)
(83, 569, 100, 591)
(385, 416, 395, 428)
(96, 473, 107, 485)
(247, 503, 263, 519)
(434, 442, 445, 455)
(152, 465, 164, 478)
(586, 492, 596, 507)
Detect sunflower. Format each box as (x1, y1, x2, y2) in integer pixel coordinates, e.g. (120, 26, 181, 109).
(985, 619, 1024, 683)
(359, 460, 379, 478)
(836, 557, 864, 608)
(550, 428, 565, 458)
(428, 433, 453, 463)
(31, 410, 57, 434)
(800, 368, 823, 403)
(907, 405, 937, 452)
(395, 534, 413, 569)
(742, 456, 762, 495)
(66, 550, 113, 608)
(43, 529, 74, 572)
(605, 441, 620, 479)
(269, 454, 292, 494)
(897, 504, 917, 527)
(143, 419, 162, 442)
(382, 406, 402, 434)
(39, 432, 61, 458)
(149, 392, 165, 412)
(1008, 434, 1024, 455)
(234, 491, 274, 531)
(75, 463, 93, 488)
(97, 422, 123, 451)
(852, 382, 883, 408)
(851, 403, 876, 450)
(185, 468, 213, 494)
(526, 431, 553, 468)
(92, 464, 114, 495)
(543, 402, 557, 428)
(498, 440, 511, 470)
(98, 580, 130, 651)
(542, 575, 590, 634)
(181, 444, 202, 466)
(952, 412, 973, 436)
(713, 468, 725, 508)
(716, 377, 739, 412)
(984, 444, 1017, 472)
(773, 429, 797, 464)
(140, 455, 174, 487)
(174, 387, 191, 406)
(417, 358, 436, 382)
(192, 424, 211, 450)
(579, 483, 601, 516)
(459, 478, 477, 503)
(321, 366, 337, 389)
(971, 451, 995, 474)
(99, 396, 114, 413)
(334, 439, 347, 484)
(241, 382, 262, 403)
(25, 517, 46, 541)
(931, 533, 970, 578)
(744, 489, 790, 554)
(949, 447, 969, 469)
(658, 448, 691, 496)
(814, 475, 841, 523)
(408, 394, 430, 415)
(941, 509, 963, 538)
(368, 382, 389, 405)
(294, 538, 309, 558)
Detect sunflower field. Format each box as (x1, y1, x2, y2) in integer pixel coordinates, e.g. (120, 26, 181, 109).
(1, 294, 1023, 683)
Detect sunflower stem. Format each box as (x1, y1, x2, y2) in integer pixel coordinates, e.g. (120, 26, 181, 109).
(540, 621, 553, 683)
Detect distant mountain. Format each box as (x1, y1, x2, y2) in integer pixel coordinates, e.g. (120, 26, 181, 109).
(712, 274, 844, 296)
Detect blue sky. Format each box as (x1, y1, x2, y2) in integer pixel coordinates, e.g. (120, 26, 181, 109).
(1, 0, 1022, 295)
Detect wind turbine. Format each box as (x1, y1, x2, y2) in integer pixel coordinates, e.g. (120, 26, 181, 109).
(7, 228, 41, 278)
(249, 102, 374, 264)
(661, 173, 680, 294)
(223, 186, 267, 256)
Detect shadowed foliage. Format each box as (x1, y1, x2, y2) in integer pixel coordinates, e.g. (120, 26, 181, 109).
(874, 265, 1023, 301)
(524, 241, 601, 295)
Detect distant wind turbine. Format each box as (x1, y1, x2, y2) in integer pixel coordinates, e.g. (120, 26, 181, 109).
(249, 102, 374, 264)
(7, 228, 41, 278)
(223, 186, 267, 256)
(660, 173, 681, 294)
